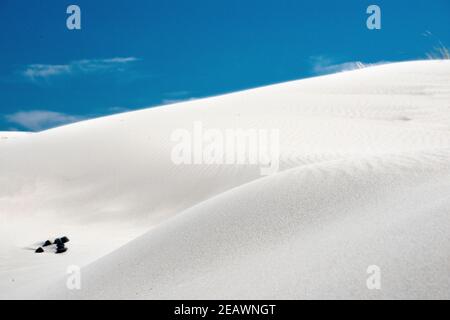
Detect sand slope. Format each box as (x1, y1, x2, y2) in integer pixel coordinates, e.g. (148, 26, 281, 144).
(1, 60, 450, 299)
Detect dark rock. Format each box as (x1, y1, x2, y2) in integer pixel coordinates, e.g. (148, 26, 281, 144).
(56, 243, 65, 249)
(43, 240, 52, 247)
(60, 236, 70, 244)
(55, 247, 67, 254)
(54, 238, 62, 245)
(35, 247, 44, 253)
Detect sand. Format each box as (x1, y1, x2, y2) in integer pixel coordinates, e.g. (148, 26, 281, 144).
(1, 60, 450, 299)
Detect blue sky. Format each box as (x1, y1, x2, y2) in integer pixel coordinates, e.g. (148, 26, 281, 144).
(0, 0, 449, 131)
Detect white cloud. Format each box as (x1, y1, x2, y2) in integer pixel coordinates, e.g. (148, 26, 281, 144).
(310, 56, 366, 75)
(22, 57, 139, 80)
(107, 106, 130, 114)
(161, 97, 198, 105)
(101, 57, 138, 63)
(161, 91, 196, 105)
(5, 110, 83, 131)
(23, 64, 72, 79)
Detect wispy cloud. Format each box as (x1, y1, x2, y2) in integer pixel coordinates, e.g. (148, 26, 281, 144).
(5, 110, 83, 131)
(310, 56, 366, 75)
(22, 57, 139, 81)
(161, 97, 198, 105)
(107, 106, 130, 114)
(23, 65, 72, 79)
(161, 91, 197, 105)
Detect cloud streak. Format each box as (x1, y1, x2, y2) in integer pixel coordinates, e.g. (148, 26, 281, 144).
(5, 110, 83, 131)
(22, 57, 139, 80)
(310, 56, 366, 75)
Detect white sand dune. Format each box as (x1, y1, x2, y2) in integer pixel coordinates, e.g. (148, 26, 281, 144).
(0, 131, 32, 141)
(1, 60, 450, 299)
